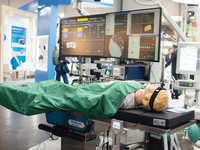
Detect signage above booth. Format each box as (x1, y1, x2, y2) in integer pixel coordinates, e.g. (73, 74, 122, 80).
(38, 0, 71, 6)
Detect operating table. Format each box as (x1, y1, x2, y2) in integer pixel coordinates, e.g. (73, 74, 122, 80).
(0, 80, 195, 150)
(39, 107, 195, 150)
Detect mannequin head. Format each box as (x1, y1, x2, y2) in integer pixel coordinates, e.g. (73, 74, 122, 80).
(142, 84, 169, 112)
(134, 89, 145, 107)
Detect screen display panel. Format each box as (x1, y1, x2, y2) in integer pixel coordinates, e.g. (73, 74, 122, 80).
(177, 42, 200, 75)
(60, 14, 105, 57)
(104, 8, 161, 62)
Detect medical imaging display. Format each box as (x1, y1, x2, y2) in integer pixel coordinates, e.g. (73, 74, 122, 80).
(60, 14, 105, 57)
(104, 8, 161, 62)
(177, 44, 200, 75)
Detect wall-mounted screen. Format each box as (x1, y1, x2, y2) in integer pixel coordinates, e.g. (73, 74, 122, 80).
(104, 8, 161, 62)
(60, 14, 105, 57)
(176, 42, 200, 75)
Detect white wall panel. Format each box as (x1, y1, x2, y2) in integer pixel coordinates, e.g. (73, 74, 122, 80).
(0, 0, 32, 8)
(0, 0, 9, 6)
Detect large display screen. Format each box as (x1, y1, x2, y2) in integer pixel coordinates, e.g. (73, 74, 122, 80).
(104, 8, 161, 62)
(177, 42, 200, 75)
(60, 14, 105, 57)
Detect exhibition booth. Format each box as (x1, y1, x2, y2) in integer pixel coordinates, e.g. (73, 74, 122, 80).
(0, 5, 37, 83)
(1, 0, 200, 150)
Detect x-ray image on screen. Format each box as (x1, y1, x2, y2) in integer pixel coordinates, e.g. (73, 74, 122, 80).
(105, 12, 129, 58)
(104, 8, 161, 62)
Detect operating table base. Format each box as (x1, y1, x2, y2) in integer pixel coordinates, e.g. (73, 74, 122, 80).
(61, 137, 96, 150)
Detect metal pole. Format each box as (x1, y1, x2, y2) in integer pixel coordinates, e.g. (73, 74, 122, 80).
(160, 56, 165, 88)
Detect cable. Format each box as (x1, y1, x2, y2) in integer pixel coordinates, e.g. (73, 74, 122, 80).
(102, 128, 111, 150)
(106, 128, 110, 150)
(102, 131, 106, 150)
(102, 143, 106, 150)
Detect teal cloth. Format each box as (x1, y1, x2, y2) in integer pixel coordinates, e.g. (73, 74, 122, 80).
(188, 123, 200, 143)
(0, 80, 145, 118)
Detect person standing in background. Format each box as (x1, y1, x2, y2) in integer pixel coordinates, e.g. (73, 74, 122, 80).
(165, 43, 180, 99)
(165, 48, 173, 64)
(55, 57, 70, 84)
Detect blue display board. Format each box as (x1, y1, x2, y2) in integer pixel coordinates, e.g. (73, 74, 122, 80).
(10, 26, 26, 70)
(38, 0, 71, 6)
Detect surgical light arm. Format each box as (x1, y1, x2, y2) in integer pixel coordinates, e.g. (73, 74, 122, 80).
(74, 0, 101, 16)
(133, 0, 189, 42)
(74, 0, 89, 16)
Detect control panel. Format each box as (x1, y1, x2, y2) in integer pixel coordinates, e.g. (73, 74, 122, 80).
(174, 80, 200, 90)
(111, 119, 124, 150)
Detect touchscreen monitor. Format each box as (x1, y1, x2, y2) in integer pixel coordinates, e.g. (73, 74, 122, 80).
(60, 14, 106, 57)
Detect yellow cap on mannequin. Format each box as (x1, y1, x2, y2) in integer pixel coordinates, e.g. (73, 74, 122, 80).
(142, 84, 169, 112)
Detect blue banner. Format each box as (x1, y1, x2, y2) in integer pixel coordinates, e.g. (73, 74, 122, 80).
(38, 0, 71, 6)
(10, 26, 26, 70)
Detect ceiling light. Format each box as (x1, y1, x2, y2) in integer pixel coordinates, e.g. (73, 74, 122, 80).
(59, 13, 65, 18)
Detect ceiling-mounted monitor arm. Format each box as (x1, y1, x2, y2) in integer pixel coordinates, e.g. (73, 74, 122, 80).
(74, 0, 90, 16)
(133, 0, 189, 42)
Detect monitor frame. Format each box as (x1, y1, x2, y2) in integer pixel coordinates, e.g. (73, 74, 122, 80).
(59, 7, 162, 62)
(176, 42, 200, 75)
(104, 7, 162, 62)
(59, 14, 106, 58)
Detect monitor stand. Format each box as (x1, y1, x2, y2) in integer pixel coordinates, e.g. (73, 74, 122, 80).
(188, 75, 200, 120)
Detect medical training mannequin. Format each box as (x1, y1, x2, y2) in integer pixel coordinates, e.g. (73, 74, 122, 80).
(120, 84, 169, 112)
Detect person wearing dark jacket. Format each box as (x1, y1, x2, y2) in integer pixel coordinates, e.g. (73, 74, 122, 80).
(55, 57, 70, 84)
(165, 48, 173, 64)
(165, 43, 179, 99)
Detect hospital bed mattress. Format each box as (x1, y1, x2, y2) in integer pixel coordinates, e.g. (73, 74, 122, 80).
(113, 108, 194, 129)
(113, 107, 194, 128)
(113, 107, 146, 123)
(140, 109, 194, 129)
